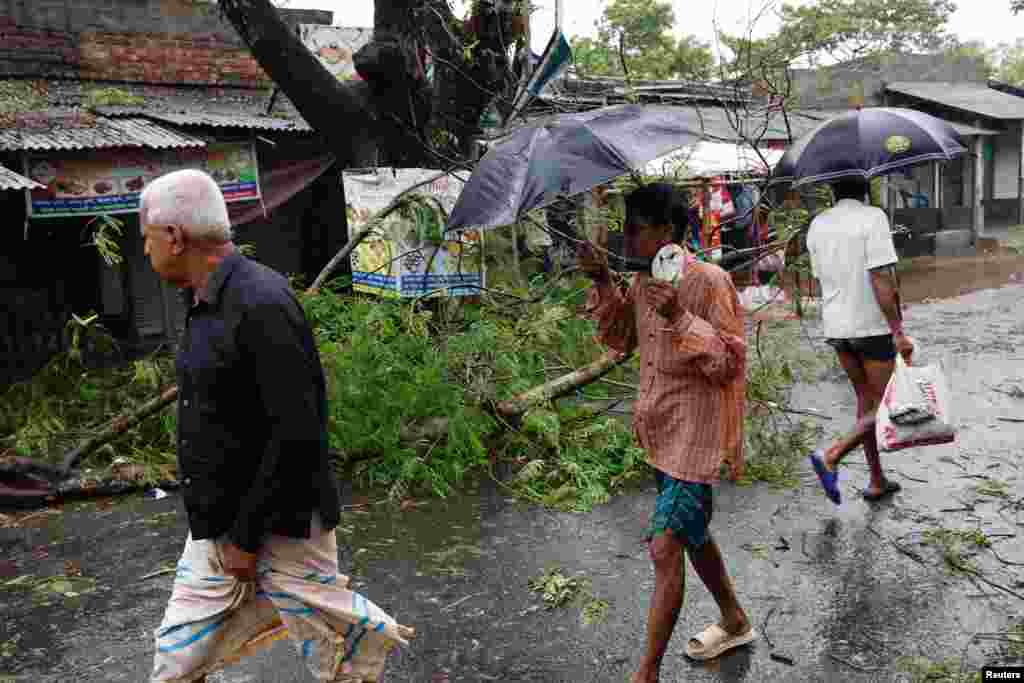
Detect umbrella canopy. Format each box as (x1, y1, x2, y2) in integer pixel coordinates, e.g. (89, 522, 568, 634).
(447, 104, 703, 230)
(771, 107, 967, 188)
(646, 141, 784, 178)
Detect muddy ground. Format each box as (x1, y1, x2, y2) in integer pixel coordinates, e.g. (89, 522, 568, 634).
(1, 252, 1023, 682)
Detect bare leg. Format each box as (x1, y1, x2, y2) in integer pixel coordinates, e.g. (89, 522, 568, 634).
(857, 359, 896, 495)
(823, 352, 895, 495)
(687, 534, 750, 637)
(822, 413, 876, 464)
(632, 531, 686, 683)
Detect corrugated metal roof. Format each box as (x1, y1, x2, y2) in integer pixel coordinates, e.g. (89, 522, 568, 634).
(0, 79, 313, 134)
(556, 76, 751, 104)
(0, 115, 207, 151)
(505, 104, 805, 146)
(886, 82, 1024, 120)
(95, 107, 313, 132)
(0, 163, 43, 191)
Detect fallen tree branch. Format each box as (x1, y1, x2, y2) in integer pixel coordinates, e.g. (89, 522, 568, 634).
(828, 653, 881, 673)
(60, 386, 179, 475)
(959, 566, 1024, 602)
(352, 354, 635, 460)
(3, 175, 462, 489)
(494, 351, 632, 416)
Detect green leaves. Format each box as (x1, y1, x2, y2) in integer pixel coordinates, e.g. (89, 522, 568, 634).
(720, 0, 957, 79)
(528, 568, 585, 609)
(304, 273, 646, 509)
(570, 0, 714, 80)
(991, 38, 1024, 86)
(522, 409, 561, 451)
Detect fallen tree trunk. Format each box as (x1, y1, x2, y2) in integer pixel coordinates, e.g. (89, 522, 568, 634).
(61, 386, 179, 475)
(494, 351, 631, 417)
(1, 349, 635, 496)
(0, 173, 462, 486)
(393, 351, 633, 447)
(1, 171, 632, 499)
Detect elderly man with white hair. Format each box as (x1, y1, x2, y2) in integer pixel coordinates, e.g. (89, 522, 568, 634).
(141, 169, 412, 682)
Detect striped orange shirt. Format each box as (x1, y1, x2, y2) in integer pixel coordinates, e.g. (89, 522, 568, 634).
(586, 262, 746, 483)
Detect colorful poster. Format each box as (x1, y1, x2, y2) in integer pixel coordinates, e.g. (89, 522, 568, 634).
(24, 143, 260, 218)
(299, 25, 372, 83)
(344, 168, 485, 299)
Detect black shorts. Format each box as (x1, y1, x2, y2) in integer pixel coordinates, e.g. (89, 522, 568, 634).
(825, 334, 896, 361)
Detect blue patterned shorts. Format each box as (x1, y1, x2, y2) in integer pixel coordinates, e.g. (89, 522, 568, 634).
(644, 469, 713, 550)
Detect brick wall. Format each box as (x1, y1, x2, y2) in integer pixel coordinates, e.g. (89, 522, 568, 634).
(78, 31, 272, 85)
(0, 0, 331, 86)
(0, 15, 79, 78)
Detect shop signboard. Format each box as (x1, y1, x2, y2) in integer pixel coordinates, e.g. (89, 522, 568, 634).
(299, 25, 372, 83)
(344, 168, 485, 298)
(24, 143, 260, 218)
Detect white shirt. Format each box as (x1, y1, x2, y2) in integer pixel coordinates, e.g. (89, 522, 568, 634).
(807, 198, 898, 340)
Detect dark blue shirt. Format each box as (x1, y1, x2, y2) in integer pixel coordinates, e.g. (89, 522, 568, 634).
(175, 250, 340, 552)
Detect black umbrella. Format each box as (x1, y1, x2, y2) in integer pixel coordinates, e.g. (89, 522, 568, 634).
(771, 107, 968, 188)
(447, 104, 703, 230)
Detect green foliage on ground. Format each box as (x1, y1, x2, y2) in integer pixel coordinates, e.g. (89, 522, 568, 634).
(0, 315, 178, 483)
(740, 320, 827, 487)
(3, 267, 827, 510)
(528, 568, 586, 609)
(896, 657, 981, 683)
(303, 275, 647, 507)
(920, 527, 993, 574)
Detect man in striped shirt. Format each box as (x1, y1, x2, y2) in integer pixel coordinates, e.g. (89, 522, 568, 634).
(580, 184, 755, 683)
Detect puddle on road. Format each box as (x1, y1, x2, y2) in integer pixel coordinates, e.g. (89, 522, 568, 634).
(336, 483, 487, 580)
(897, 249, 1024, 304)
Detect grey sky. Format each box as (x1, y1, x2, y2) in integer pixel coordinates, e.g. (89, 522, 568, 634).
(297, 0, 1023, 57)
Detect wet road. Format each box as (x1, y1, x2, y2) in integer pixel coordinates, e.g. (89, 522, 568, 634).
(1, 269, 1022, 682)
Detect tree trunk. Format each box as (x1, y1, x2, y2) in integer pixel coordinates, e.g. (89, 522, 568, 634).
(215, 0, 515, 168)
(1, 350, 633, 489)
(60, 386, 180, 474)
(0, 0, 525, 495)
(217, 0, 378, 168)
(494, 351, 631, 416)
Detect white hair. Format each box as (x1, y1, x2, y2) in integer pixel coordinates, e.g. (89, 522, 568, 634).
(139, 169, 233, 242)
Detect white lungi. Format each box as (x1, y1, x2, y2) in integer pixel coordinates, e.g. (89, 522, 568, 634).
(151, 514, 412, 682)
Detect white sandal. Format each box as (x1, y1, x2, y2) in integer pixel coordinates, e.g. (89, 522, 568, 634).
(684, 623, 757, 661)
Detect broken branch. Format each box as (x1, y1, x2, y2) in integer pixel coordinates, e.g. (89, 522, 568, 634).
(60, 386, 179, 475)
(494, 351, 632, 417)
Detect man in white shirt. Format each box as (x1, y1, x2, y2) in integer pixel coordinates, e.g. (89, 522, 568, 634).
(805, 178, 914, 505)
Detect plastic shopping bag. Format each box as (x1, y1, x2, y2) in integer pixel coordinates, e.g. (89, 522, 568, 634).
(875, 352, 955, 452)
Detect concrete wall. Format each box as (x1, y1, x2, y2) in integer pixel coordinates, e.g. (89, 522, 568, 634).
(943, 206, 973, 230)
(0, 0, 331, 85)
(993, 130, 1021, 200)
(791, 53, 990, 109)
(983, 198, 1018, 224)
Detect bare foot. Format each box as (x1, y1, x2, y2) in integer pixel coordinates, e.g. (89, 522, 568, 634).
(719, 609, 751, 637)
(863, 479, 901, 501)
(822, 451, 839, 472)
(630, 670, 658, 683)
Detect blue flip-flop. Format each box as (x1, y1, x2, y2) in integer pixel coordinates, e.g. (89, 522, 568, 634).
(809, 450, 841, 505)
